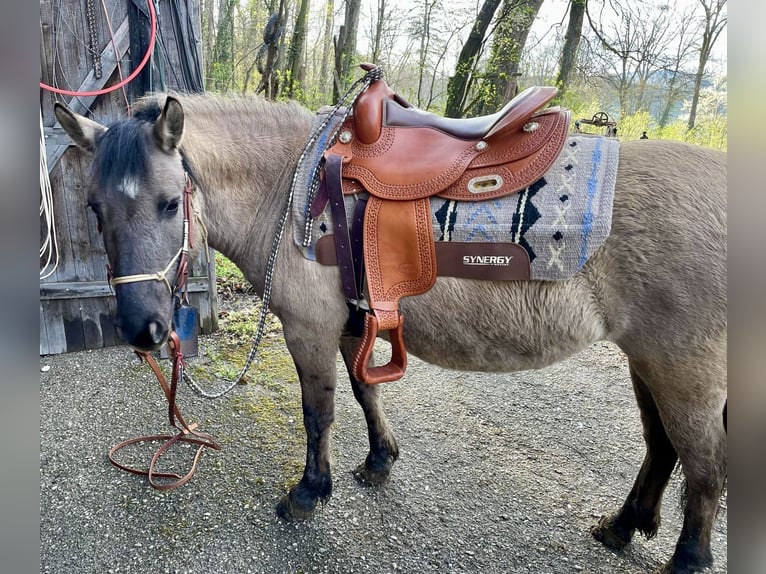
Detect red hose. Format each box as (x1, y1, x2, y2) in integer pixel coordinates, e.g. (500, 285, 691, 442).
(40, 0, 157, 97)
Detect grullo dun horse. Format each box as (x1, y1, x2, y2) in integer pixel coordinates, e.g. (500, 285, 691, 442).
(54, 92, 726, 574)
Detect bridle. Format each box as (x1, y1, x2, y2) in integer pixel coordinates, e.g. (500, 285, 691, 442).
(107, 173, 194, 296)
(105, 172, 221, 490)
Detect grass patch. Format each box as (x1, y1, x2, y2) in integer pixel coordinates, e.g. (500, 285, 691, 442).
(198, 254, 305, 487)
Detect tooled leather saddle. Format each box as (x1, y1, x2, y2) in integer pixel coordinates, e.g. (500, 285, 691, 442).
(318, 64, 570, 385)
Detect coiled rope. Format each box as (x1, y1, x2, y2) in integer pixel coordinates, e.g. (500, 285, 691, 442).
(40, 109, 59, 280)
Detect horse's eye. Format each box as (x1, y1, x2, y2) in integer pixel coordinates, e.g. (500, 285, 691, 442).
(160, 199, 180, 215)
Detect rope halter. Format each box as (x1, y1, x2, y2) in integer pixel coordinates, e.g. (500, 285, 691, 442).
(108, 175, 193, 295)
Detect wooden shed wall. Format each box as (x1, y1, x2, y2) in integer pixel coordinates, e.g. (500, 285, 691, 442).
(40, 0, 217, 355)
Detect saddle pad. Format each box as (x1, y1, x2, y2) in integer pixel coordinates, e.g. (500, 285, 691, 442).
(292, 115, 619, 281)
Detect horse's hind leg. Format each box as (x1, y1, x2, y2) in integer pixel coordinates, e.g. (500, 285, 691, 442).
(594, 357, 727, 573)
(591, 361, 678, 548)
(340, 335, 399, 485)
(649, 360, 726, 574)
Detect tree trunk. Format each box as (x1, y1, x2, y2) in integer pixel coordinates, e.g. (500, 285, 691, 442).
(479, 0, 544, 115)
(210, 0, 237, 92)
(202, 0, 215, 86)
(687, 0, 726, 130)
(417, 0, 437, 108)
(286, 0, 311, 98)
(334, 0, 362, 101)
(256, 0, 287, 99)
(371, 0, 386, 64)
(319, 0, 335, 100)
(444, 0, 502, 118)
(555, 0, 586, 99)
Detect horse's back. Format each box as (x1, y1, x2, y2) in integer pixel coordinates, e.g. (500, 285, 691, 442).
(595, 140, 726, 364)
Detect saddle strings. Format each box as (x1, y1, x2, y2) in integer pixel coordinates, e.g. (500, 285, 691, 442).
(180, 66, 384, 399)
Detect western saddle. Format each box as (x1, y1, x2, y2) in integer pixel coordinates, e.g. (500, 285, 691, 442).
(318, 64, 570, 384)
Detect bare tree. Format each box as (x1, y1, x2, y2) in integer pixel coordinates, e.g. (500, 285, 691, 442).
(585, 0, 675, 116)
(657, 5, 698, 127)
(688, 0, 726, 129)
(415, 0, 439, 108)
(286, 0, 312, 98)
(256, 0, 287, 99)
(319, 0, 336, 99)
(478, 0, 544, 114)
(334, 0, 362, 100)
(555, 0, 586, 99)
(444, 0, 503, 117)
(371, 0, 387, 64)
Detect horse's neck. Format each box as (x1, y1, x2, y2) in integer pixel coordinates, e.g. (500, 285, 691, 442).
(180, 97, 313, 279)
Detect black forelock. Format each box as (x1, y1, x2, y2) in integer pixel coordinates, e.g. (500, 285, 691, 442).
(92, 115, 154, 193)
(90, 97, 186, 196)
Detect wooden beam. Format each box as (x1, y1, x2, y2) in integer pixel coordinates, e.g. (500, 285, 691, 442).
(45, 16, 131, 172)
(40, 276, 214, 301)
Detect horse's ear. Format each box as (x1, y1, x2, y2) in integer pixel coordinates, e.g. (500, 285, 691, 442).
(153, 96, 184, 153)
(53, 102, 107, 154)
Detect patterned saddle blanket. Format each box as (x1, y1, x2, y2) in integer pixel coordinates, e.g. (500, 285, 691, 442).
(292, 119, 620, 282)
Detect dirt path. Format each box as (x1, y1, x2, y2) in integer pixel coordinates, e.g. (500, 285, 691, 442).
(40, 299, 727, 573)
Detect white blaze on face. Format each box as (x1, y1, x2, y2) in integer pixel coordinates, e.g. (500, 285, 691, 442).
(118, 177, 141, 199)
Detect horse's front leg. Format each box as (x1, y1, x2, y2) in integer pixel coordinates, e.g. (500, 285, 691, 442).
(339, 335, 399, 485)
(275, 323, 339, 521)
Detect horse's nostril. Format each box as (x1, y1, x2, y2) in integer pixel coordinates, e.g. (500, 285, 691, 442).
(122, 318, 168, 351)
(147, 321, 165, 346)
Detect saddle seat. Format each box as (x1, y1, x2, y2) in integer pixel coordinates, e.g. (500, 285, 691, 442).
(361, 82, 561, 143)
(321, 65, 571, 385)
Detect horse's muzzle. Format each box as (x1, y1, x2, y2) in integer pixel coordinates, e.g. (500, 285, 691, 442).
(117, 316, 170, 352)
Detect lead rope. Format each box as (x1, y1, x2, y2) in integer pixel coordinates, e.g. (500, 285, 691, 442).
(108, 333, 221, 490)
(179, 65, 384, 399)
(108, 182, 220, 490)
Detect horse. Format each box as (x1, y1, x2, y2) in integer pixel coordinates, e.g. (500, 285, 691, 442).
(53, 91, 727, 574)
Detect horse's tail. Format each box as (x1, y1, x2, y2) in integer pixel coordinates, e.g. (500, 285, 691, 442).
(723, 399, 727, 434)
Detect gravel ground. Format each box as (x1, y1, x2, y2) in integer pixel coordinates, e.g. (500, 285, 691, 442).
(40, 303, 727, 574)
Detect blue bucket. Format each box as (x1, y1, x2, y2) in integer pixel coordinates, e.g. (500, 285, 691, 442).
(162, 303, 199, 358)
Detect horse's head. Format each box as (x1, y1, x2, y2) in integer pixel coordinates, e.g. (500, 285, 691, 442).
(55, 96, 200, 352)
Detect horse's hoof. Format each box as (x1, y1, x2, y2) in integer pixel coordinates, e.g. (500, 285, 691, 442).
(652, 548, 714, 573)
(590, 514, 633, 550)
(353, 462, 391, 486)
(651, 564, 709, 574)
(275, 494, 317, 521)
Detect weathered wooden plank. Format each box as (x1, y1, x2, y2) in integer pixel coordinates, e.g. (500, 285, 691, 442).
(99, 298, 121, 347)
(39, 304, 50, 356)
(44, 16, 131, 171)
(41, 281, 112, 300)
(41, 276, 214, 300)
(62, 301, 87, 353)
(41, 300, 68, 356)
(61, 154, 95, 282)
(45, 160, 77, 284)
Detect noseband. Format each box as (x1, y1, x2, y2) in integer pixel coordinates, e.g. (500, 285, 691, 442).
(108, 175, 194, 295)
